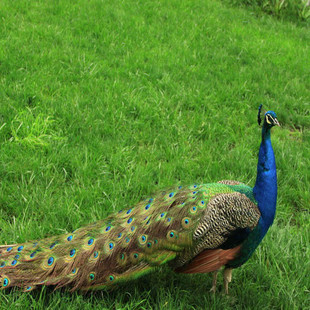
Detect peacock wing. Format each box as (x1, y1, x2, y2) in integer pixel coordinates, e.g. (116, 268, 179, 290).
(174, 191, 261, 273)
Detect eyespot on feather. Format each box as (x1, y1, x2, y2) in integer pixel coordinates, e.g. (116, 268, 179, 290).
(87, 238, 94, 246)
(93, 251, 99, 259)
(69, 249, 76, 257)
(50, 242, 57, 249)
(130, 252, 142, 262)
(2, 277, 10, 288)
(117, 252, 127, 266)
(105, 225, 112, 232)
(138, 234, 148, 246)
(190, 206, 197, 214)
(181, 217, 192, 229)
(167, 230, 178, 240)
(89, 273, 95, 281)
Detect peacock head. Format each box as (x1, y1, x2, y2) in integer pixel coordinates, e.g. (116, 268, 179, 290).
(264, 111, 280, 128)
(258, 105, 280, 128)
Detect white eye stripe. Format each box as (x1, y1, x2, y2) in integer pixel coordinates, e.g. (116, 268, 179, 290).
(266, 114, 274, 124)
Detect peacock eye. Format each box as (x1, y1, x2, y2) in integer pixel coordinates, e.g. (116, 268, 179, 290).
(182, 217, 192, 229)
(70, 249, 76, 257)
(167, 230, 178, 240)
(47, 257, 54, 266)
(138, 234, 148, 246)
(3, 278, 9, 287)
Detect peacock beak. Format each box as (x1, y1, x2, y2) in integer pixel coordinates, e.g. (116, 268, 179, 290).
(274, 118, 280, 126)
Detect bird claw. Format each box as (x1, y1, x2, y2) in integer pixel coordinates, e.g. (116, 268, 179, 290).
(209, 285, 216, 294)
(223, 268, 233, 295)
(209, 270, 218, 294)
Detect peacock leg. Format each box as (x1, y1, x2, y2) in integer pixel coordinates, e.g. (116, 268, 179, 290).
(209, 270, 218, 293)
(223, 268, 233, 294)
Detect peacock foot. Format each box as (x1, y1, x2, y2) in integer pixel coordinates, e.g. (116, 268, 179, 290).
(209, 270, 218, 293)
(223, 268, 233, 295)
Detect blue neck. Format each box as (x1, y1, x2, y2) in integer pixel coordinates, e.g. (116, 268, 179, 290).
(253, 124, 277, 235)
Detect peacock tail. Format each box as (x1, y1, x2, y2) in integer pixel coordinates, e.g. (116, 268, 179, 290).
(0, 182, 259, 291)
(0, 106, 280, 293)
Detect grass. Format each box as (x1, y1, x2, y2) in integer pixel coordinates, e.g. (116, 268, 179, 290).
(0, 0, 309, 309)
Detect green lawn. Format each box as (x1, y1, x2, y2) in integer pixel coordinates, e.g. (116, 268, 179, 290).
(0, 0, 309, 309)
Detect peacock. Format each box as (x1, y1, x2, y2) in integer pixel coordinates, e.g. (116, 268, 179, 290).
(0, 105, 280, 294)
